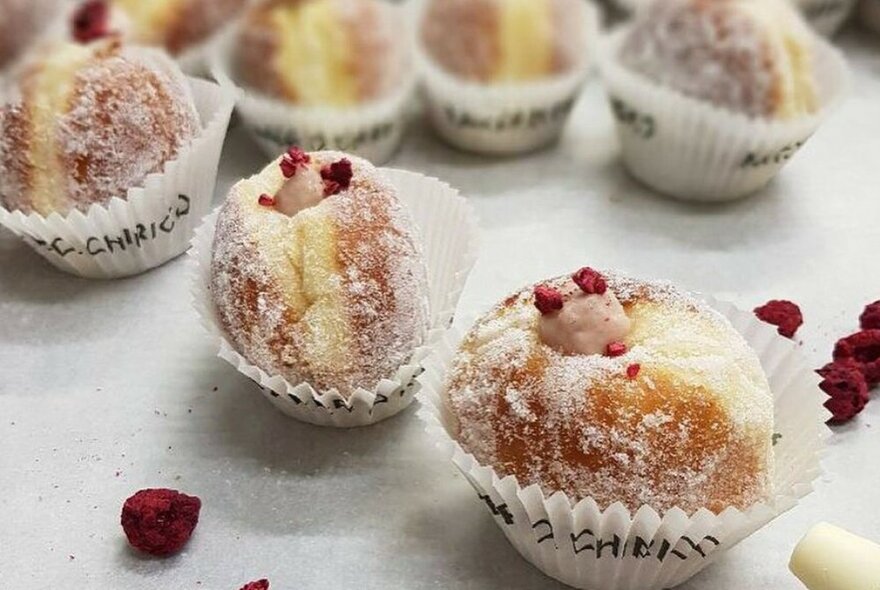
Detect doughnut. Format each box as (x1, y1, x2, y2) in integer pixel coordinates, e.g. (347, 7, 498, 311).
(72, 0, 248, 54)
(420, 0, 587, 83)
(446, 269, 774, 514)
(210, 149, 430, 396)
(619, 0, 819, 119)
(237, 0, 406, 107)
(0, 40, 200, 216)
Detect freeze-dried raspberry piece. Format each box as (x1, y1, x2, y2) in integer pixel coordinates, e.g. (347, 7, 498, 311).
(817, 361, 869, 424)
(833, 330, 880, 386)
(860, 301, 880, 330)
(121, 489, 201, 556)
(534, 285, 564, 315)
(754, 300, 803, 339)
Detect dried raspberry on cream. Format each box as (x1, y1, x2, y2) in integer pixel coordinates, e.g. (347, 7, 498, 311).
(537, 272, 630, 356)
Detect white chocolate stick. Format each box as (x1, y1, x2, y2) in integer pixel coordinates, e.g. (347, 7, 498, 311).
(789, 522, 880, 590)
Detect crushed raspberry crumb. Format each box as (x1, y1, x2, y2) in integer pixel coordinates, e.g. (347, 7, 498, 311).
(121, 489, 201, 556)
(239, 580, 269, 590)
(534, 285, 564, 315)
(860, 301, 880, 330)
(572, 267, 607, 295)
(626, 363, 641, 379)
(833, 329, 880, 386)
(72, 0, 110, 43)
(606, 342, 627, 357)
(754, 300, 803, 339)
(280, 147, 310, 178)
(321, 159, 353, 196)
(817, 361, 869, 424)
(258, 194, 275, 207)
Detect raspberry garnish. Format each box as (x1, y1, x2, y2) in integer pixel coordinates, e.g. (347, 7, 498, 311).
(280, 146, 310, 178)
(258, 194, 275, 207)
(321, 158, 353, 196)
(120, 489, 201, 556)
(606, 341, 627, 357)
(72, 0, 110, 43)
(817, 361, 869, 424)
(239, 580, 270, 590)
(572, 267, 607, 295)
(860, 301, 880, 330)
(626, 363, 641, 379)
(833, 329, 880, 386)
(534, 285, 564, 315)
(753, 300, 803, 339)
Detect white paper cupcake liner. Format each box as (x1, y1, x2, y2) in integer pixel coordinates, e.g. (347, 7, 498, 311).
(0, 77, 236, 279)
(210, 22, 417, 166)
(597, 28, 850, 202)
(419, 296, 829, 590)
(414, 0, 600, 155)
(189, 168, 479, 428)
(859, 0, 880, 31)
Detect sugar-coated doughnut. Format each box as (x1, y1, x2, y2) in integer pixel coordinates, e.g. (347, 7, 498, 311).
(0, 40, 199, 215)
(447, 270, 774, 514)
(210, 149, 430, 396)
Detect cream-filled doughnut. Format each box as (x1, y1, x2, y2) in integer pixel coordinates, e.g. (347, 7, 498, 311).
(210, 149, 430, 396)
(446, 269, 774, 514)
(236, 0, 406, 107)
(0, 40, 199, 216)
(619, 0, 819, 119)
(420, 0, 588, 83)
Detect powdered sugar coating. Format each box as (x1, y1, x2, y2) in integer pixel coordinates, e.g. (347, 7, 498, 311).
(619, 0, 817, 118)
(210, 151, 430, 397)
(447, 271, 774, 514)
(0, 42, 200, 215)
(420, 0, 588, 82)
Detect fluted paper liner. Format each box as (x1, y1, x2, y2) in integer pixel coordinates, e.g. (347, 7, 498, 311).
(190, 169, 479, 428)
(210, 21, 416, 165)
(597, 27, 849, 202)
(419, 297, 828, 590)
(414, 0, 600, 155)
(0, 78, 235, 279)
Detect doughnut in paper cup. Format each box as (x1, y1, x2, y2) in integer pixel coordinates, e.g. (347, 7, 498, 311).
(414, 0, 600, 156)
(210, 14, 416, 166)
(190, 168, 479, 428)
(0, 70, 236, 279)
(418, 296, 828, 590)
(597, 27, 849, 202)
